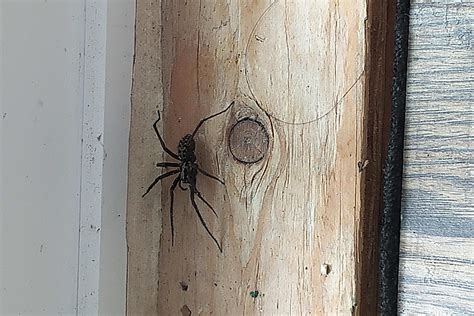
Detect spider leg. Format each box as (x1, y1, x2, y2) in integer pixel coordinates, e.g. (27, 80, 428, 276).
(195, 189, 218, 217)
(190, 188, 223, 252)
(142, 169, 180, 197)
(192, 101, 235, 137)
(156, 162, 180, 168)
(153, 111, 179, 160)
(197, 166, 224, 185)
(169, 176, 180, 246)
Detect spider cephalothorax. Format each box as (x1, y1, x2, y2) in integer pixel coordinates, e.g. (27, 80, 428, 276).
(142, 102, 234, 252)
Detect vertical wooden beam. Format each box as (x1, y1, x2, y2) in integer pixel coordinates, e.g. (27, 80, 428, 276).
(359, 0, 395, 314)
(126, 1, 163, 315)
(127, 0, 393, 314)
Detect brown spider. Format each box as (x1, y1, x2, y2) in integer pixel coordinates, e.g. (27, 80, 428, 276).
(142, 102, 234, 252)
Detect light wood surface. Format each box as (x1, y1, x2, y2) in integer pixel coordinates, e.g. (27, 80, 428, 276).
(398, 1, 474, 314)
(127, 1, 392, 314)
(126, 1, 164, 315)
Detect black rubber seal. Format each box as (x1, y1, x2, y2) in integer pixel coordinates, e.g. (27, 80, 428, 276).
(378, 0, 410, 315)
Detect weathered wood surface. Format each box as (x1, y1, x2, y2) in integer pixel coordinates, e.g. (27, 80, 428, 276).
(127, 0, 392, 315)
(126, 1, 164, 315)
(398, 1, 474, 314)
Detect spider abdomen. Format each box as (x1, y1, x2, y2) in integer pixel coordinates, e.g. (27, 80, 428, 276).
(178, 134, 196, 162)
(180, 161, 197, 185)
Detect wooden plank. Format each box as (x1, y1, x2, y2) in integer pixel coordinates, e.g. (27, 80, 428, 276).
(126, 0, 164, 315)
(398, 1, 474, 314)
(127, 0, 392, 314)
(158, 1, 365, 314)
(360, 1, 395, 314)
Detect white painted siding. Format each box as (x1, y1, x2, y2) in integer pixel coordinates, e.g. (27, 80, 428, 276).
(0, 1, 133, 315)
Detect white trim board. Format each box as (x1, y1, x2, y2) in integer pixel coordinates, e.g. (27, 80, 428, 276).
(98, 0, 134, 314)
(79, 0, 134, 315)
(78, 1, 108, 312)
(0, 1, 134, 315)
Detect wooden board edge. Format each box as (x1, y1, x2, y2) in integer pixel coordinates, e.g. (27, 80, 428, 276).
(356, 1, 395, 314)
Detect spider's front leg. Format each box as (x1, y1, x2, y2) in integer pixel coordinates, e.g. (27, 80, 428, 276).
(192, 101, 234, 137)
(153, 111, 179, 160)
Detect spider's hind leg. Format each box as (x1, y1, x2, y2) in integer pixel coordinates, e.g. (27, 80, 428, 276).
(195, 189, 218, 217)
(169, 176, 180, 246)
(142, 169, 179, 197)
(197, 166, 224, 185)
(189, 188, 223, 252)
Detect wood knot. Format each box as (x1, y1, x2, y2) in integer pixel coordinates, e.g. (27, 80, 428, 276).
(229, 118, 268, 163)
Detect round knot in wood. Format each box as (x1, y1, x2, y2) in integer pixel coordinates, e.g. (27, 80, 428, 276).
(229, 118, 268, 163)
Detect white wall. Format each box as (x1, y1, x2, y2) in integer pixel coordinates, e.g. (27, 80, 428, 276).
(0, 1, 134, 315)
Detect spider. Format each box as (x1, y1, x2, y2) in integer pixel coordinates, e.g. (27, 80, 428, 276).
(142, 101, 234, 253)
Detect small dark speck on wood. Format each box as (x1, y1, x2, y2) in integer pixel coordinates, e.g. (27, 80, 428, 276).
(179, 281, 188, 291)
(250, 290, 259, 298)
(255, 34, 265, 42)
(358, 160, 369, 172)
(181, 304, 191, 316)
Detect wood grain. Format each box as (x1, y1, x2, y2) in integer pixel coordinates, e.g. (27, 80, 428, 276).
(398, 1, 474, 314)
(359, 1, 395, 313)
(127, 0, 392, 314)
(126, 0, 164, 315)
